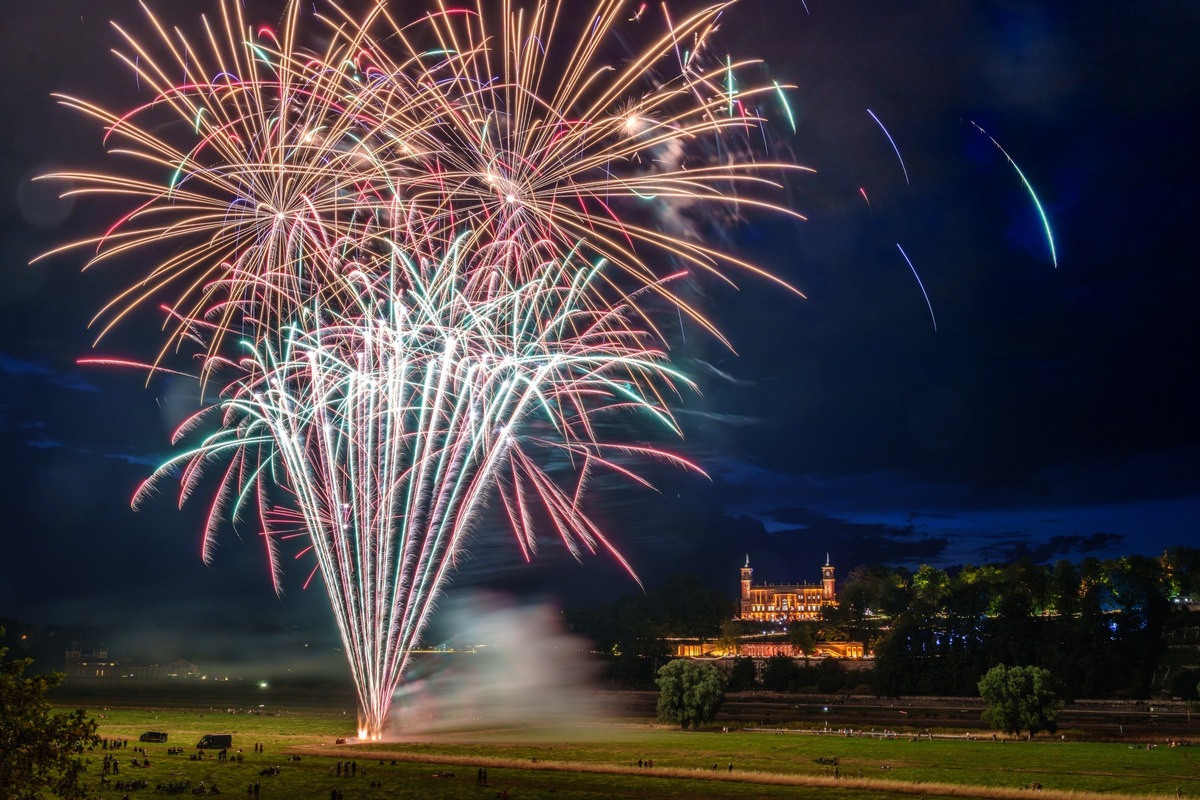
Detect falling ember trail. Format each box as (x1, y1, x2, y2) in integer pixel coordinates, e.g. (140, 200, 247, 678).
(969, 120, 1058, 268)
(895, 243, 937, 333)
(867, 108, 910, 186)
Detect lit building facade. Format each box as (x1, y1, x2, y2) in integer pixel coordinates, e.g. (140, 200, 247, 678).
(738, 554, 837, 623)
(63, 648, 199, 680)
(672, 638, 863, 659)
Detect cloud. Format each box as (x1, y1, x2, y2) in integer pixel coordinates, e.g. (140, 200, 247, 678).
(694, 451, 1199, 573)
(9, 420, 66, 450)
(0, 352, 99, 393)
(979, 532, 1126, 564)
(106, 452, 163, 467)
(675, 408, 762, 427)
(52, 374, 102, 393)
(750, 510, 951, 571)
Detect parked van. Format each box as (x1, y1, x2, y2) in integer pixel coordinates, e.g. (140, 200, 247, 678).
(196, 734, 233, 749)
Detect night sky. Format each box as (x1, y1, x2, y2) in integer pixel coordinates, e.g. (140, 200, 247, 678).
(1, 1, 1197, 659)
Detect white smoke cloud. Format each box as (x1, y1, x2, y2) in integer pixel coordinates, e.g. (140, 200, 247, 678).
(387, 591, 613, 737)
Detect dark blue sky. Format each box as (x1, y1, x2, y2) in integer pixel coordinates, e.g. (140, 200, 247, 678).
(1, 0, 1197, 645)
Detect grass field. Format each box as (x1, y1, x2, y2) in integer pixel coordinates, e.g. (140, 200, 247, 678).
(65, 702, 1200, 800)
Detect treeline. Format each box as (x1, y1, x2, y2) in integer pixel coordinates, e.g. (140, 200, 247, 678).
(835, 548, 1200, 699)
(565, 573, 733, 687)
(566, 548, 1200, 699)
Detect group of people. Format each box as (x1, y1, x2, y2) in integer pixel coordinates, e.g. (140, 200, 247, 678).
(151, 778, 195, 795)
(97, 777, 147, 792)
(214, 747, 244, 765)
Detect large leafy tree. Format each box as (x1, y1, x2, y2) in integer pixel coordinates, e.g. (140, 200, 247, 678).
(0, 633, 99, 799)
(655, 659, 726, 729)
(978, 664, 1063, 737)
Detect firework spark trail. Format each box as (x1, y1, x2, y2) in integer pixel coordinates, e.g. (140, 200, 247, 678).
(138, 241, 700, 733)
(773, 80, 797, 133)
(50, 0, 802, 739)
(969, 120, 1058, 268)
(867, 108, 909, 186)
(895, 242, 936, 333)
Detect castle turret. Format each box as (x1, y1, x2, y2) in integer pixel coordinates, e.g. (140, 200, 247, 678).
(822, 553, 836, 602)
(739, 555, 753, 618)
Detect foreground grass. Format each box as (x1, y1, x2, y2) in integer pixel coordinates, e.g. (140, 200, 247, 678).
(75, 707, 1200, 800)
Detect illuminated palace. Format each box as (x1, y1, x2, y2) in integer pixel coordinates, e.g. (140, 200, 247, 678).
(738, 555, 837, 623)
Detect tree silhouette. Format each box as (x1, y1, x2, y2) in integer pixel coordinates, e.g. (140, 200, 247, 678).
(0, 630, 100, 799)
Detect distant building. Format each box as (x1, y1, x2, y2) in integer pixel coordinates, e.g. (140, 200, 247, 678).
(673, 639, 864, 659)
(165, 659, 199, 677)
(63, 647, 118, 679)
(668, 557, 863, 659)
(738, 554, 837, 623)
(63, 647, 199, 680)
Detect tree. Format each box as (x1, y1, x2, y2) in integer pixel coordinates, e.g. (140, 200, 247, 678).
(977, 664, 1063, 737)
(911, 565, 951, 613)
(815, 658, 845, 693)
(655, 574, 734, 638)
(760, 654, 799, 692)
(716, 619, 743, 656)
(1167, 668, 1200, 701)
(0, 631, 100, 799)
(726, 657, 759, 692)
(787, 622, 816, 662)
(655, 659, 727, 729)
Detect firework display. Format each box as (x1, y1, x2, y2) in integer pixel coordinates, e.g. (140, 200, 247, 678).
(48, 0, 801, 738)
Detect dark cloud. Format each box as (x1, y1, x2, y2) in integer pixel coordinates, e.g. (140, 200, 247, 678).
(980, 532, 1127, 565)
(105, 452, 164, 468)
(674, 408, 762, 428)
(0, 352, 99, 393)
(746, 511, 952, 576)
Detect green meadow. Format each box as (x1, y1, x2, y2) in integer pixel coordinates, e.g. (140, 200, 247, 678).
(71, 704, 1200, 800)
